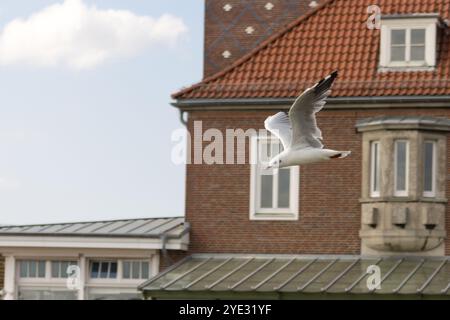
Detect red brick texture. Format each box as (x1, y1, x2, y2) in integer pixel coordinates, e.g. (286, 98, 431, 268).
(178, 0, 450, 99)
(204, 0, 314, 77)
(159, 250, 189, 272)
(184, 108, 450, 255)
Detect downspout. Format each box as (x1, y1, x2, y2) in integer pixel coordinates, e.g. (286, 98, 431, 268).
(179, 110, 188, 127)
(159, 222, 191, 267)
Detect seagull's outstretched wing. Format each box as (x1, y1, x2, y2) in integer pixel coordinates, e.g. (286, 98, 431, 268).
(264, 111, 292, 150)
(289, 71, 338, 149)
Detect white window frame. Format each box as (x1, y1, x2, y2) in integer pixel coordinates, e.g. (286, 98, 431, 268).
(370, 141, 380, 198)
(423, 140, 437, 198)
(50, 260, 78, 279)
(122, 260, 150, 280)
(249, 135, 299, 221)
(16, 259, 78, 300)
(380, 17, 437, 69)
(89, 260, 118, 280)
(394, 140, 409, 197)
(17, 259, 47, 279)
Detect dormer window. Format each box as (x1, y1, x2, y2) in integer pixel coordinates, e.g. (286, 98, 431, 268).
(379, 15, 438, 70)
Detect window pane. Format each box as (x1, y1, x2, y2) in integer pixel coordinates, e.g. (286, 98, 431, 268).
(20, 261, 28, 278)
(51, 262, 59, 278)
(278, 169, 290, 208)
(91, 262, 99, 278)
(391, 46, 406, 61)
(141, 262, 149, 279)
(132, 262, 140, 279)
(29, 261, 37, 278)
(260, 175, 273, 208)
(123, 262, 130, 279)
(424, 142, 434, 193)
(411, 46, 425, 61)
(37, 261, 46, 278)
(391, 30, 406, 45)
(396, 141, 407, 192)
(109, 262, 118, 279)
(371, 142, 380, 195)
(100, 262, 109, 279)
(411, 29, 425, 44)
(61, 262, 69, 278)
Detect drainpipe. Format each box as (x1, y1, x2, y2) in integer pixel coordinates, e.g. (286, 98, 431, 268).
(179, 110, 188, 127)
(159, 222, 191, 268)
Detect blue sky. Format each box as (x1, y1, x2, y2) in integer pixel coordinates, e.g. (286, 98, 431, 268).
(0, 0, 204, 224)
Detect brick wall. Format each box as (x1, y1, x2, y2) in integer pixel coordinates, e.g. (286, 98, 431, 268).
(204, 0, 314, 77)
(184, 107, 450, 255)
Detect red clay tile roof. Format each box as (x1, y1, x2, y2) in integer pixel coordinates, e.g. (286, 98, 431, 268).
(173, 0, 450, 100)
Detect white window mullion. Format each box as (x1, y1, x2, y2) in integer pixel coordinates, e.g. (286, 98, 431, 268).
(405, 28, 411, 62)
(272, 170, 279, 209)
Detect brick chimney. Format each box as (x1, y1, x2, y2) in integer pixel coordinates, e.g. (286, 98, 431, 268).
(204, 0, 317, 78)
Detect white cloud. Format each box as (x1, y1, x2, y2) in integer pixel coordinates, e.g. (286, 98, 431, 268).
(0, 177, 21, 191)
(0, 0, 188, 69)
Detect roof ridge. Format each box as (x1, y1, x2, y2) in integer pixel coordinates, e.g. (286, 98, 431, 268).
(172, 0, 337, 100)
(0, 216, 184, 229)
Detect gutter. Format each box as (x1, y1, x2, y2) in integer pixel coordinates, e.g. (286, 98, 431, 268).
(171, 95, 450, 110)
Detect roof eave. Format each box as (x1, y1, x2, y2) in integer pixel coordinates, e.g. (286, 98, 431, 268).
(172, 95, 450, 110)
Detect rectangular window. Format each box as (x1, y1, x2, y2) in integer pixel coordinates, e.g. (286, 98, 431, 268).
(380, 18, 437, 69)
(19, 260, 46, 278)
(250, 136, 299, 220)
(389, 28, 426, 64)
(122, 261, 150, 280)
(423, 141, 436, 197)
(394, 140, 409, 196)
(90, 261, 118, 279)
(51, 261, 78, 278)
(370, 141, 380, 197)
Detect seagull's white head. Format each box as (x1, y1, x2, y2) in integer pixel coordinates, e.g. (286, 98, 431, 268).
(265, 154, 285, 169)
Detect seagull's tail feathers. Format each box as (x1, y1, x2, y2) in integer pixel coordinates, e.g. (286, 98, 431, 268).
(329, 151, 351, 159)
(337, 151, 351, 159)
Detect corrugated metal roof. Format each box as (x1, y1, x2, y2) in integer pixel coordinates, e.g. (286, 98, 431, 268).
(0, 217, 187, 239)
(140, 254, 450, 298)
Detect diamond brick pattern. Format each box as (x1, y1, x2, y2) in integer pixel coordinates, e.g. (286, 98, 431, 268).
(204, 0, 314, 77)
(179, 0, 450, 100)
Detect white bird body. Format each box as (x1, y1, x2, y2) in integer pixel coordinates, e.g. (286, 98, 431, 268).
(264, 71, 351, 169)
(271, 148, 350, 168)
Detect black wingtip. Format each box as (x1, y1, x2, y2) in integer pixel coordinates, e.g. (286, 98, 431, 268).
(330, 70, 338, 79)
(314, 70, 339, 93)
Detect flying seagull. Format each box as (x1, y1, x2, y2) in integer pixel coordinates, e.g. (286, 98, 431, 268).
(264, 71, 351, 169)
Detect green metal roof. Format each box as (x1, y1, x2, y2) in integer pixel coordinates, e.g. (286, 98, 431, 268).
(139, 254, 450, 299)
(0, 217, 187, 239)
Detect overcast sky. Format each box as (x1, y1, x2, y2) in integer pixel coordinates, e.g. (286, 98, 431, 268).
(0, 0, 203, 224)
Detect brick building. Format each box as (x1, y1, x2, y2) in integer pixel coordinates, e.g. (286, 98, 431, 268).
(140, 0, 450, 299)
